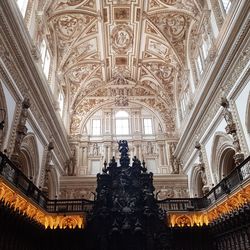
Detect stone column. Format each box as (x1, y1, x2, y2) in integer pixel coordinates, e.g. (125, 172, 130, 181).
(220, 96, 244, 165)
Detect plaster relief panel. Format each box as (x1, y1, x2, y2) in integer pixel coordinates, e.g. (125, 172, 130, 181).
(111, 24, 133, 54)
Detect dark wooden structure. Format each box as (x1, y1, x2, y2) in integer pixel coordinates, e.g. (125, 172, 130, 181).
(0, 142, 250, 250)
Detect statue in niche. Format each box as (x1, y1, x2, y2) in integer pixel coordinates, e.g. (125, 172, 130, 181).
(199, 164, 207, 186)
(170, 142, 176, 155)
(147, 142, 154, 154)
(65, 147, 76, 176)
(93, 143, 99, 156)
(172, 158, 179, 174)
(65, 155, 76, 176)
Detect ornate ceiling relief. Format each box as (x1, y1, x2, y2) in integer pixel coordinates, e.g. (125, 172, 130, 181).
(111, 25, 133, 54)
(43, 0, 202, 137)
(148, 13, 190, 63)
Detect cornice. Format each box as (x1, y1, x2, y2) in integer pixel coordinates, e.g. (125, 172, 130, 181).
(0, 1, 71, 163)
(176, 3, 250, 163)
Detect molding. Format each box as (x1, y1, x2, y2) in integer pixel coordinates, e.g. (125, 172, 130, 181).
(0, 1, 71, 165)
(176, 7, 250, 164)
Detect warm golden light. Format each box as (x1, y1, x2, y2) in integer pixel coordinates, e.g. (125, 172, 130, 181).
(168, 184, 250, 227)
(0, 179, 85, 229)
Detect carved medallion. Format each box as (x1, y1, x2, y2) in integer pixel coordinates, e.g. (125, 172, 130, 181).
(111, 25, 133, 54)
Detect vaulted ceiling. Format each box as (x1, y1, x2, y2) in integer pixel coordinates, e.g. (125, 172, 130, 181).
(45, 0, 204, 136)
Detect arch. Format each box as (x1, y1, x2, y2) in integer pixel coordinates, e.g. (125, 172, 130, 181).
(0, 82, 8, 151)
(246, 92, 250, 133)
(210, 132, 235, 183)
(190, 164, 204, 198)
(20, 133, 40, 182)
(218, 148, 235, 180)
(79, 99, 167, 135)
(47, 166, 59, 199)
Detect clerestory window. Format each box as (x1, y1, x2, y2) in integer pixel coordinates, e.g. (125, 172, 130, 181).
(115, 111, 129, 135)
(40, 39, 51, 79)
(92, 119, 101, 136)
(143, 118, 153, 135)
(16, 0, 29, 17)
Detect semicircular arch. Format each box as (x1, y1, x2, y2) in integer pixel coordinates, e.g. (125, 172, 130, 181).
(210, 132, 234, 183)
(20, 132, 40, 182)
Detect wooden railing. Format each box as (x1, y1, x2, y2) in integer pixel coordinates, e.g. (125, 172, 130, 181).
(0, 151, 249, 213)
(0, 152, 94, 213)
(157, 156, 250, 211)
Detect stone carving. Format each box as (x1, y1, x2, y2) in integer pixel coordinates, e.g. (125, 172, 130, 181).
(65, 146, 77, 176)
(181, 38, 250, 165)
(114, 8, 130, 20)
(148, 39, 169, 56)
(111, 25, 133, 54)
(195, 141, 209, 195)
(115, 95, 128, 106)
(146, 141, 155, 154)
(220, 96, 244, 165)
(43, 141, 54, 196)
(148, 13, 189, 62)
(92, 143, 99, 156)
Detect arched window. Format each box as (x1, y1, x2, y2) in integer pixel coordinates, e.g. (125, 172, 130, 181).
(220, 0, 232, 14)
(196, 53, 204, 75)
(92, 119, 101, 136)
(143, 118, 153, 135)
(115, 110, 129, 135)
(40, 39, 51, 79)
(16, 0, 29, 17)
(58, 91, 64, 117)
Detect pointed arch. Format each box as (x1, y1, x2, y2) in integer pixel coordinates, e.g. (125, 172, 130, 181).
(210, 132, 235, 183)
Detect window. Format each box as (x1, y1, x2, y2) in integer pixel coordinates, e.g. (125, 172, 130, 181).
(58, 92, 64, 117)
(197, 54, 203, 74)
(144, 118, 153, 135)
(221, 0, 231, 13)
(92, 119, 101, 135)
(16, 0, 28, 17)
(202, 41, 208, 59)
(115, 111, 129, 135)
(40, 39, 51, 79)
